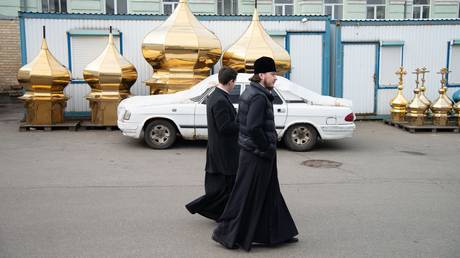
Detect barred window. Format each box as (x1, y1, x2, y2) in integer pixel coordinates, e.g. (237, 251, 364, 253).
(217, 0, 238, 15)
(41, 0, 67, 13)
(366, 0, 386, 19)
(164, 0, 179, 15)
(274, 0, 294, 15)
(413, 0, 430, 19)
(106, 0, 128, 14)
(324, 0, 343, 20)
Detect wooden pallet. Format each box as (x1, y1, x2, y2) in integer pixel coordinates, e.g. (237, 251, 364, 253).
(384, 119, 460, 133)
(19, 121, 79, 132)
(78, 121, 119, 131)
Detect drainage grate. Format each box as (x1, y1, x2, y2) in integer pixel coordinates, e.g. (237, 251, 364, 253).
(301, 159, 342, 168)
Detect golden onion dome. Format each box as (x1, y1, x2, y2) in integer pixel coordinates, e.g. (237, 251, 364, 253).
(390, 88, 409, 111)
(83, 29, 138, 99)
(407, 88, 428, 115)
(17, 27, 70, 100)
(141, 0, 222, 94)
(431, 87, 453, 113)
(222, 9, 291, 75)
(419, 87, 431, 107)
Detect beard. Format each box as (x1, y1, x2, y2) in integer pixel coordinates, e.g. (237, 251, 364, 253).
(260, 79, 275, 90)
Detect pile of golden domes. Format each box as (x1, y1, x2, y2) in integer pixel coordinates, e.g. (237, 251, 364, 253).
(390, 67, 458, 126)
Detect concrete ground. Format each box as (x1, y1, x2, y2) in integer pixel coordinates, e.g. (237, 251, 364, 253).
(0, 96, 459, 258)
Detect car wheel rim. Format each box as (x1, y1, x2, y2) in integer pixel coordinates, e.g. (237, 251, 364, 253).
(291, 127, 311, 145)
(150, 125, 170, 145)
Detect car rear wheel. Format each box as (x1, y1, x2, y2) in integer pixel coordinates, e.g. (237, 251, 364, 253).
(283, 124, 318, 151)
(144, 120, 177, 149)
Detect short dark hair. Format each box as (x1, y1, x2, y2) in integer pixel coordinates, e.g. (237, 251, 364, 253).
(249, 73, 261, 83)
(218, 67, 237, 85)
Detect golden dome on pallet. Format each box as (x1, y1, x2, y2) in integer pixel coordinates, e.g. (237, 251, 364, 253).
(83, 27, 138, 126)
(406, 68, 428, 126)
(430, 68, 453, 126)
(17, 26, 71, 125)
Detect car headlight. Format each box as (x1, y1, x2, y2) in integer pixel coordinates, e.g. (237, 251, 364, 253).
(123, 110, 131, 120)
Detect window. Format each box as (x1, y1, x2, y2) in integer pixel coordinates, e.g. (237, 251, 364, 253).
(448, 41, 460, 85)
(272, 90, 284, 105)
(217, 0, 238, 15)
(366, 0, 385, 19)
(106, 0, 128, 14)
(163, 0, 179, 15)
(274, 0, 294, 15)
(379, 42, 404, 87)
(195, 87, 216, 103)
(412, 0, 430, 19)
(41, 0, 67, 13)
(70, 33, 121, 80)
(228, 84, 241, 104)
(324, 0, 343, 20)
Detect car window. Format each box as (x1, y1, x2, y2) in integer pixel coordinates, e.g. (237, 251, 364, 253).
(228, 84, 241, 104)
(272, 89, 284, 105)
(192, 87, 215, 104)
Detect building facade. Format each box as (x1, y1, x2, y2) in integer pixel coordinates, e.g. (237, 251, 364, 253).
(0, 0, 459, 19)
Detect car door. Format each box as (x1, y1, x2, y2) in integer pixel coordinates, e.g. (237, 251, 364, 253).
(272, 89, 288, 135)
(194, 84, 242, 140)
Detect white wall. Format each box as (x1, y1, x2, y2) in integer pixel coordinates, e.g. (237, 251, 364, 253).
(341, 23, 460, 114)
(23, 16, 326, 112)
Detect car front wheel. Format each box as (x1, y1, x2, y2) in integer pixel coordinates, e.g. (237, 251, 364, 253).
(283, 124, 318, 151)
(144, 120, 177, 149)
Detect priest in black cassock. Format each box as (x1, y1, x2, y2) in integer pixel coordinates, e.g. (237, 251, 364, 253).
(212, 57, 298, 251)
(185, 67, 239, 221)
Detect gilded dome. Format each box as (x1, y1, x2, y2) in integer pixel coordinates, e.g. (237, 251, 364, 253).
(222, 9, 291, 75)
(141, 0, 222, 94)
(17, 32, 70, 99)
(84, 30, 138, 99)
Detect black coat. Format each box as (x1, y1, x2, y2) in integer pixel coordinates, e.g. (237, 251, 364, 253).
(212, 82, 298, 251)
(205, 87, 239, 175)
(238, 82, 277, 160)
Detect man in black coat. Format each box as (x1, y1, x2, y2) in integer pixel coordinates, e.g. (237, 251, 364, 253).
(185, 67, 239, 221)
(212, 57, 298, 251)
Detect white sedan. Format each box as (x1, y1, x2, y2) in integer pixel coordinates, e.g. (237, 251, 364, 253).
(117, 73, 355, 151)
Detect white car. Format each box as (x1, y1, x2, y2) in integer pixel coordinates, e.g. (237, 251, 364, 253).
(118, 73, 355, 151)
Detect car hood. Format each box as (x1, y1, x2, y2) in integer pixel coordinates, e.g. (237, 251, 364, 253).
(120, 91, 195, 109)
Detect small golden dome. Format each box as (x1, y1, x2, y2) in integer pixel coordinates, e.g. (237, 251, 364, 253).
(407, 88, 428, 115)
(222, 9, 291, 75)
(17, 28, 70, 100)
(431, 87, 453, 114)
(17, 26, 71, 125)
(141, 0, 222, 94)
(84, 29, 138, 99)
(390, 89, 409, 111)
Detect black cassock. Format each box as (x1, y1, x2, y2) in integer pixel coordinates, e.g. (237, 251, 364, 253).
(212, 82, 298, 251)
(185, 87, 239, 221)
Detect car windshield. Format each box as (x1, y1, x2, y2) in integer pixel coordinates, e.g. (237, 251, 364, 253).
(191, 87, 215, 103)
